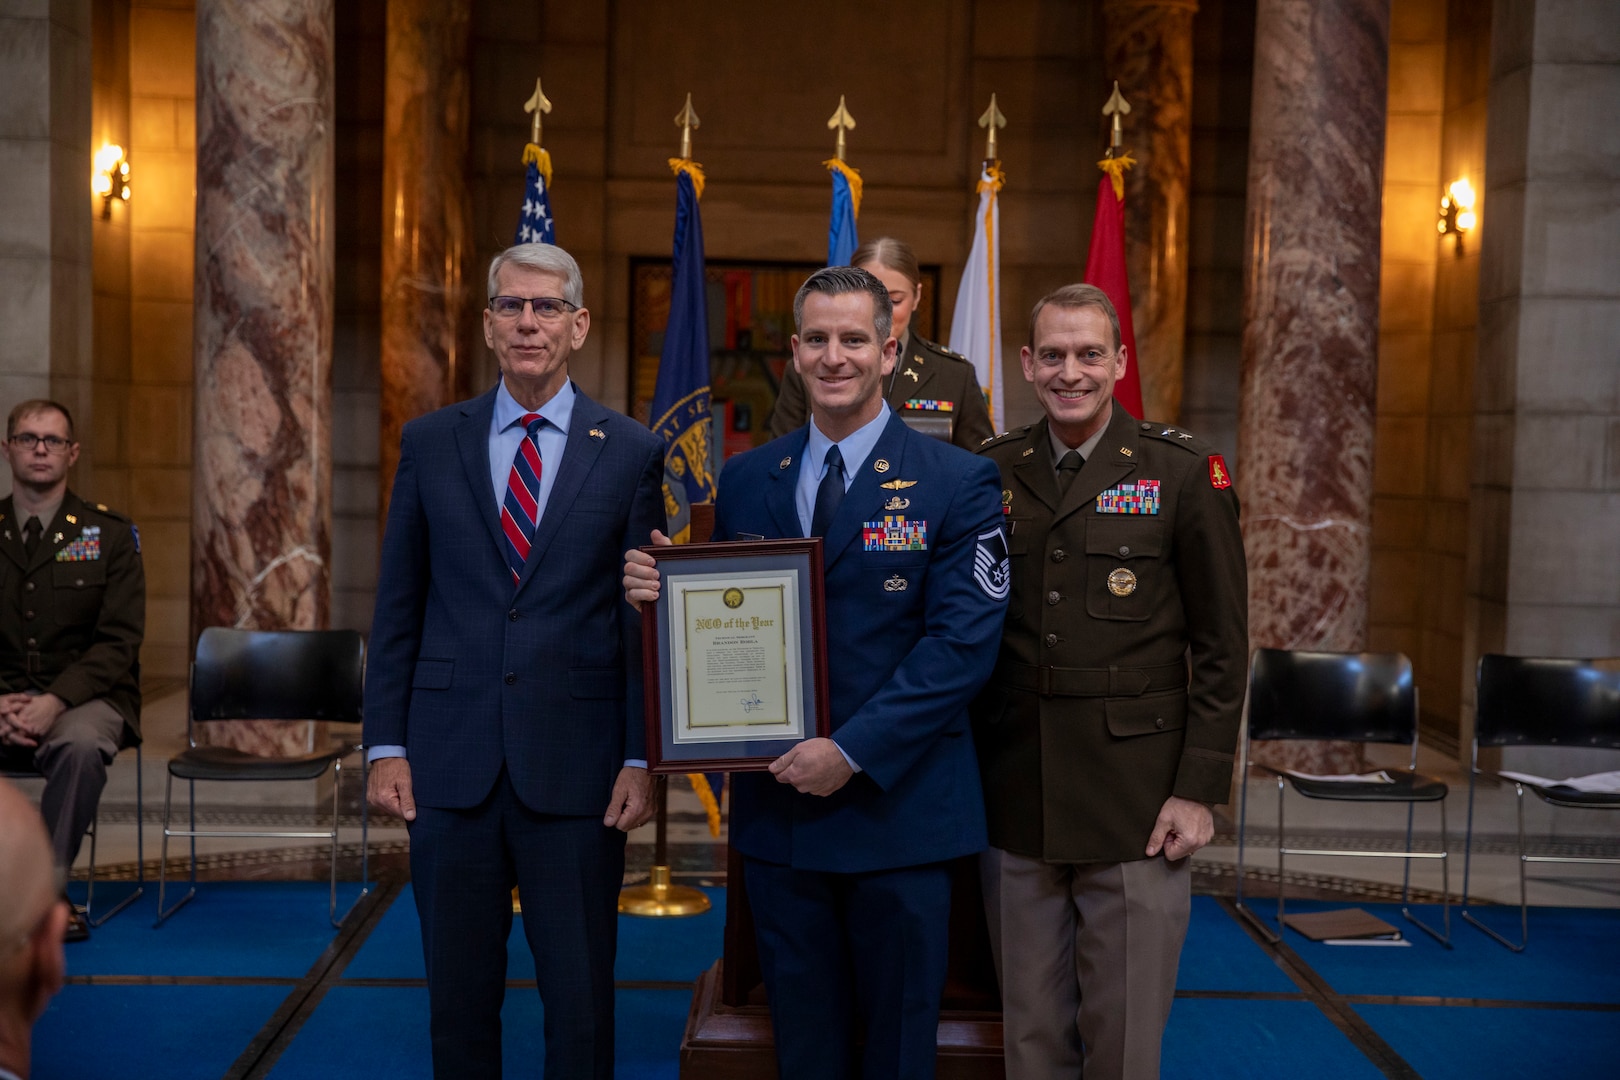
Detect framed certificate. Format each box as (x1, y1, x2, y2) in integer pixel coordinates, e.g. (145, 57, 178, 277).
(641, 538, 831, 772)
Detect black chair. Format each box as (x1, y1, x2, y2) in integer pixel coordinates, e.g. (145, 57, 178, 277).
(1462, 654, 1620, 951)
(2, 741, 145, 926)
(156, 628, 368, 927)
(1234, 648, 1451, 946)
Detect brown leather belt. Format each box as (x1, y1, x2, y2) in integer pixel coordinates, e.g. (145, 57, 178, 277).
(993, 660, 1188, 698)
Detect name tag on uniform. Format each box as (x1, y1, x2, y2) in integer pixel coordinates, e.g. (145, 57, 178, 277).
(1096, 481, 1161, 515)
(56, 526, 102, 562)
(863, 516, 928, 551)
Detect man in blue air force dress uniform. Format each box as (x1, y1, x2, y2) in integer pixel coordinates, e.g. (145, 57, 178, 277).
(626, 266, 1010, 1079)
(366, 244, 665, 1080)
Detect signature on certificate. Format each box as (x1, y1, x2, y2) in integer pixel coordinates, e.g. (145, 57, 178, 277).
(739, 691, 765, 713)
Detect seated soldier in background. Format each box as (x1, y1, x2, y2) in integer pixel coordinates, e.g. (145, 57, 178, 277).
(0, 400, 145, 942)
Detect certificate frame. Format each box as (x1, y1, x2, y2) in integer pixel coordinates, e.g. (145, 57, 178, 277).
(641, 538, 830, 773)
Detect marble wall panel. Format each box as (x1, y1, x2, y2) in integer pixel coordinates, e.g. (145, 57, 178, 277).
(1528, 0, 1620, 63)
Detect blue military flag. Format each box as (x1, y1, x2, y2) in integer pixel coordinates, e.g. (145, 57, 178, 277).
(514, 144, 555, 245)
(648, 160, 718, 545)
(824, 158, 861, 266)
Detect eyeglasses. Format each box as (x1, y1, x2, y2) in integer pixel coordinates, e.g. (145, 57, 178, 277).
(8, 433, 75, 453)
(489, 296, 579, 320)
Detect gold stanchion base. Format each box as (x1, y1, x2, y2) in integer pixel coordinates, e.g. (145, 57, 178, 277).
(618, 865, 711, 917)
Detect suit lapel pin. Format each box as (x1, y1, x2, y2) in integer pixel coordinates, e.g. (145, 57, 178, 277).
(873, 459, 891, 473)
(904, 369, 919, 382)
(883, 496, 910, 511)
(1178, 432, 1194, 440)
(53, 532, 64, 543)
(1021, 447, 1035, 457)
(879, 479, 917, 490)
(589, 428, 605, 440)
(1120, 448, 1133, 457)
(779, 456, 792, 470)
(883, 574, 908, 593)
(65, 513, 77, 524)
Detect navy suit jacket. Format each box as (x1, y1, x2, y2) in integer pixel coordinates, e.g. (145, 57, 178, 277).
(718, 412, 1008, 873)
(364, 382, 666, 814)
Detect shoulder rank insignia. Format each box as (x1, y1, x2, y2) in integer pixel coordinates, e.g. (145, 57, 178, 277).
(880, 479, 918, 490)
(1209, 455, 1233, 489)
(863, 516, 928, 551)
(1096, 481, 1161, 515)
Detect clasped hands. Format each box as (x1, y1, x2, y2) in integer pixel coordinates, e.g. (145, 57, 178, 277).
(623, 533, 853, 798)
(0, 691, 65, 748)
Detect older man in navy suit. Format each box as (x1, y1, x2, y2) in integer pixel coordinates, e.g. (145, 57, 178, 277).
(366, 243, 665, 1080)
(626, 266, 1010, 1079)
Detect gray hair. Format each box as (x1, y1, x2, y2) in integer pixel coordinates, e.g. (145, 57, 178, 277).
(1028, 283, 1122, 352)
(487, 243, 585, 308)
(792, 266, 894, 341)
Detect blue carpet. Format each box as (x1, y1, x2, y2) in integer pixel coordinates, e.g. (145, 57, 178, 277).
(342, 884, 726, 984)
(266, 986, 691, 1080)
(63, 881, 369, 978)
(1162, 998, 1385, 1080)
(35, 984, 290, 1080)
(1271, 900, 1620, 1003)
(1175, 896, 1298, 993)
(1356, 1002, 1620, 1080)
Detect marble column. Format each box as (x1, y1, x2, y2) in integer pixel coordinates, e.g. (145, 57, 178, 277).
(379, 0, 472, 523)
(1102, 0, 1196, 426)
(1237, 0, 1390, 771)
(191, 0, 334, 754)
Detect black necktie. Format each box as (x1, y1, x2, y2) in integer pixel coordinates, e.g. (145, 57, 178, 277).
(1057, 450, 1084, 496)
(811, 445, 846, 537)
(22, 516, 42, 557)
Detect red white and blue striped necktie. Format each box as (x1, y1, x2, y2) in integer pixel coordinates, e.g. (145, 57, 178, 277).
(500, 412, 545, 586)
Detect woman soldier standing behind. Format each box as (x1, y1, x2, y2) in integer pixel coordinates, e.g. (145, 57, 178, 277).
(768, 237, 996, 449)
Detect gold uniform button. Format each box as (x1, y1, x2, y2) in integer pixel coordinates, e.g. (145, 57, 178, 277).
(1045, 633, 1058, 648)
(75, 578, 85, 587)
(1047, 591, 1061, 605)
(23, 582, 35, 592)
(1155, 718, 1165, 729)
(1051, 549, 1066, 562)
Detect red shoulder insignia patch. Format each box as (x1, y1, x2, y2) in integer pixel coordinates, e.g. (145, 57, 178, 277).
(1208, 455, 1232, 490)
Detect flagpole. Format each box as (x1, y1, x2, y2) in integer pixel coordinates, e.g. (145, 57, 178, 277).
(619, 95, 716, 919)
(1085, 81, 1146, 417)
(824, 96, 861, 265)
(949, 94, 1007, 430)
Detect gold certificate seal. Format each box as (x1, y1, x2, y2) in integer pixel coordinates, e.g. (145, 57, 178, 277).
(1107, 567, 1137, 597)
(722, 588, 745, 608)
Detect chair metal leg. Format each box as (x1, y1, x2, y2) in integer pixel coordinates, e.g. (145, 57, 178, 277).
(1273, 776, 1288, 933)
(328, 759, 342, 927)
(1400, 799, 1452, 947)
(1231, 742, 1280, 941)
(155, 774, 196, 925)
(1463, 782, 1529, 951)
(88, 743, 145, 928)
(330, 753, 372, 928)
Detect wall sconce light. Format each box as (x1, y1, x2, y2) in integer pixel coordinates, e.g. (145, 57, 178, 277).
(1438, 178, 1476, 254)
(93, 144, 130, 218)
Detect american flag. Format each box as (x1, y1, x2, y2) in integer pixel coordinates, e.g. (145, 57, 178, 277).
(514, 152, 554, 245)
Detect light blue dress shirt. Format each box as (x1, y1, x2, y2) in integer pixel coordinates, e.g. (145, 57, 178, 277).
(796, 402, 891, 536)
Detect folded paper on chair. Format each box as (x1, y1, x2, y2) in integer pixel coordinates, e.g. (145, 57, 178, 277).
(1282, 908, 1409, 945)
(1282, 769, 1395, 784)
(1499, 769, 1620, 794)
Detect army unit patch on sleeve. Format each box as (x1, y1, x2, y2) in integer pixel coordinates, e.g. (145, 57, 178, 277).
(1208, 455, 1232, 489)
(1095, 480, 1161, 515)
(863, 516, 929, 551)
(973, 528, 1011, 601)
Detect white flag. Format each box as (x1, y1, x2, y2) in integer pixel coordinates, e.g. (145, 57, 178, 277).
(949, 166, 1006, 431)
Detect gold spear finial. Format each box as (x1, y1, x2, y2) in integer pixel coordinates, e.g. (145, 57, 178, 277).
(524, 78, 552, 146)
(1101, 81, 1130, 157)
(674, 93, 700, 159)
(978, 93, 1007, 162)
(827, 95, 856, 162)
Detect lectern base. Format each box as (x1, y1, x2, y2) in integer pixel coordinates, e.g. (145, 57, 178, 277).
(678, 960, 1006, 1079)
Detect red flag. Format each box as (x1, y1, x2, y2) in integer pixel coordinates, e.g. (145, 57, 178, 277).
(1084, 173, 1145, 418)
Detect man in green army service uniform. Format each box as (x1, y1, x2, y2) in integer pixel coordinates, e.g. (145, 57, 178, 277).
(973, 285, 1248, 1080)
(0, 400, 144, 942)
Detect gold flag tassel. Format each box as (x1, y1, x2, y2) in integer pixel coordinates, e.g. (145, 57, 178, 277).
(667, 157, 706, 200)
(979, 161, 1007, 196)
(823, 157, 863, 219)
(688, 774, 721, 837)
(1097, 152, 1135, 200)
(522, 143, 553, 192)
